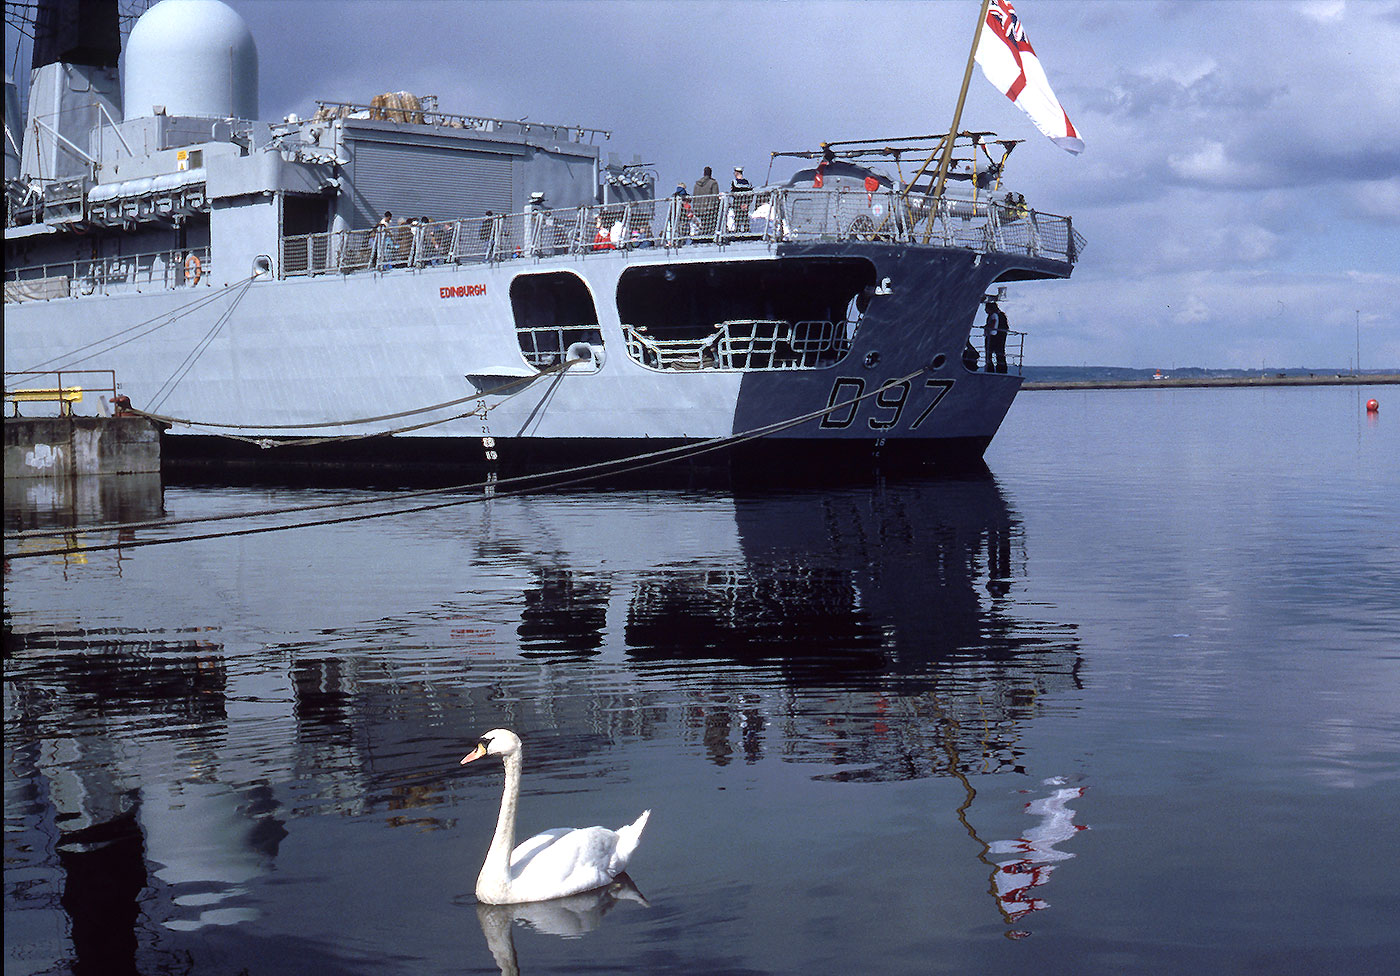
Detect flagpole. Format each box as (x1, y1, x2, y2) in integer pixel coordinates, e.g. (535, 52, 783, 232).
(926, 0, 993, 229)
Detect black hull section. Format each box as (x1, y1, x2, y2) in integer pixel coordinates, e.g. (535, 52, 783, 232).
(162, 432, 994, 489)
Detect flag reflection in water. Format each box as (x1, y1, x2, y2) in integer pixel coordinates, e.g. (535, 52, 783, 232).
(988, 777, 1089, 931)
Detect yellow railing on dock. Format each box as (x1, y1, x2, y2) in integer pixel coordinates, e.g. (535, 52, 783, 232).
(4, 370, 117, 417)
(6, 388, 83, 417)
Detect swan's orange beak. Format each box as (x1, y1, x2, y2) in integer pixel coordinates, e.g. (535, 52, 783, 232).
(461, 743, 487, 765)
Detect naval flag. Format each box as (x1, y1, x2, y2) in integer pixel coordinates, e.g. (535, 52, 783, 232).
(974, 0, 1083, 154)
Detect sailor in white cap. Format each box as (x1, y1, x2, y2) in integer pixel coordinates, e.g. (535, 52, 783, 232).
(730, 166, 754, 234)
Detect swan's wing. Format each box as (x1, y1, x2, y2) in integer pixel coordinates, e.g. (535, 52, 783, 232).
(510, 827, 575, 867)
(508, 826, 623, 903)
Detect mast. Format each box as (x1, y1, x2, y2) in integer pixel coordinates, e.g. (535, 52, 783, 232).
(929, 0, 993, 208)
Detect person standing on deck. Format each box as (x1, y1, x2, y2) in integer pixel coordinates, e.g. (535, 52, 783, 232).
(374, 211, 397, 268)
(693, 166, 720, 240)
(730, 166, 753, 234)
(985, 300, 1009, 374)
(669, 183, 692, 245)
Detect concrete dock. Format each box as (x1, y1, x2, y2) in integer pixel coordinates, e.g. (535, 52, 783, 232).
(4, 416, 164, 479)
(1021, 373, 1399, 391)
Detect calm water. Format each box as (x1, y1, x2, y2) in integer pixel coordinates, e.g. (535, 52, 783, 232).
(5, 386, 1398, 975)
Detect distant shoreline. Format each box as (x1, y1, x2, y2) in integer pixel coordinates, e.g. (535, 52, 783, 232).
(1022, 373, 1399, 391)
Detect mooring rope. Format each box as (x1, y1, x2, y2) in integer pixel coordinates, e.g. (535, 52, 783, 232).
(215, 408, 481, 449)
(148, 277, 256, 413)
(4, 366, 932, 558)
(127, 358, 575, 434)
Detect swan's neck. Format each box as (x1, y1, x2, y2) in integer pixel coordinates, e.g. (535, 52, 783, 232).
(478, 752, 521, 899)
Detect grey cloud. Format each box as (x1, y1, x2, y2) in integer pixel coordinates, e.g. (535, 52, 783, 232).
(1160, 139, 1400, 193)
(1075, 68, 1286, 119)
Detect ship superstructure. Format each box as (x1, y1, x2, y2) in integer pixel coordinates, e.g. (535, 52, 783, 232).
(5, 0, 1083, 481)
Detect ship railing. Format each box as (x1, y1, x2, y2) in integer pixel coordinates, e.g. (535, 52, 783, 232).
(622, 318, 850, 371)
(3, 246, 214, 303)
(514, 325, 605, 368)
(486, 202, 664, 259)
(622, 326, 718, 370)
(310, 99, 611, 144)
(777, 188, 1085, 259)
(628, 187, 1082, 258)
(966, 323, 1026, 374)
(275, 188, 1082, 279)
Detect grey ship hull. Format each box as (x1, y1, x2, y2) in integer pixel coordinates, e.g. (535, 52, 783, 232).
(6, 239, 1039, 483)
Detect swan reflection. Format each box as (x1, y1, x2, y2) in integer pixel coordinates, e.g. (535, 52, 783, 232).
(475, 875, 649, 976)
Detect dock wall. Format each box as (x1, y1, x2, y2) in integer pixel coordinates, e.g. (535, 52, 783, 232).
(4, 416, 163, 479)
(1021, 373, 1400, 391)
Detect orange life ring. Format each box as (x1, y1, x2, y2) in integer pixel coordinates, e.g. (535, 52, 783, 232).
(184, 253, 202, 285)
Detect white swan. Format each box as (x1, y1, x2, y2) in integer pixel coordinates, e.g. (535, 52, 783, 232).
(461, 728, 651, 905)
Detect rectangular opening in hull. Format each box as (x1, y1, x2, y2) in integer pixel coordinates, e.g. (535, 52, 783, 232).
(509, 271, 603, 369)
(617, 257, 877, 371)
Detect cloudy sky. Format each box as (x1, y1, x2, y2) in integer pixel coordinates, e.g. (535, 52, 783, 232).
(11, 0, 1400, 368)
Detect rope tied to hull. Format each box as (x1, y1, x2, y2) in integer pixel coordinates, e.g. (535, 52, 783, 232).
(228, 408, 481, 450)
(16, 276, 261, 377)
(125, 358, 579, 438)
(148, 278, 256, 413)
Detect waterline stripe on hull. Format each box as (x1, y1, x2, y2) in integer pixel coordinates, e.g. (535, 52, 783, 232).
(163, 433, 995, 487)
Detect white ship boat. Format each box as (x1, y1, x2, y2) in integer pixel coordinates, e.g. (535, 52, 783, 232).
(4, 0, 1083, 482)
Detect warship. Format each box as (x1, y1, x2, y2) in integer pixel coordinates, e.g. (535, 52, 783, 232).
(4, 0, 1083, 482)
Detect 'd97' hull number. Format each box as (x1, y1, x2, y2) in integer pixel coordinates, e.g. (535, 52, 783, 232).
(819, 377, 954, 431)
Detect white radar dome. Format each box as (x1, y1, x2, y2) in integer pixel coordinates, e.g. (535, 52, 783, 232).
(124, 0, 258, 120)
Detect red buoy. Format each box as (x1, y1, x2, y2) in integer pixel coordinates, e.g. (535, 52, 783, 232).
(1366, 399, 1380, 413)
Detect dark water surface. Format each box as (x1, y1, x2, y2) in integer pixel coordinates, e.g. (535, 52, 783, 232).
(5, 386, 1398, 975)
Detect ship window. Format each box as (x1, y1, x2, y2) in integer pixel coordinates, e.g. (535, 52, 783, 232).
(616, 257, 876, 370)
(509, 271, 603, 370)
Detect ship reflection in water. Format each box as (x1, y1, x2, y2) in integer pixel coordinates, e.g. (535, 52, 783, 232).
(4, 466, 1086, 973)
